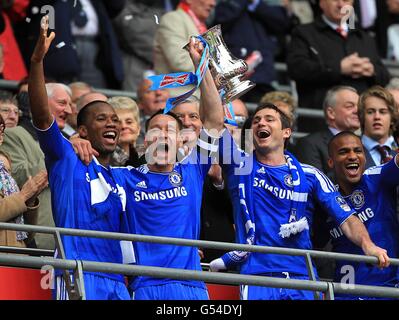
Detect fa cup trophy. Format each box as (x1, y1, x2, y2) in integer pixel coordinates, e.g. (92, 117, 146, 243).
(188, 24, 255, 104)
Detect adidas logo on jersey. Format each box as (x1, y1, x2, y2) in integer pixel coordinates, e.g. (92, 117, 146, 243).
(136, 181, 147, 189)
(257, 167, 266, 174)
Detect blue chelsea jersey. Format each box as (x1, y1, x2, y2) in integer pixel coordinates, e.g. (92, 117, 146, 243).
(244, 161, 353, 275)
(122, 129, 219, 291)
(36, 120, 129, 282)
(219, 130, 354, 276)
(329, 160, 399, 287)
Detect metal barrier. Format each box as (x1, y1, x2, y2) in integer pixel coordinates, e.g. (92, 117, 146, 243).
(0, 79, 19, 90)
(0, 246, 53, 257)
(383, 59, 399, 77)
(0, 222, 398, 300)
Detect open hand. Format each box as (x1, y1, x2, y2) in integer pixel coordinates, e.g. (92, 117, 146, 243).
(31, 15, 55, 63)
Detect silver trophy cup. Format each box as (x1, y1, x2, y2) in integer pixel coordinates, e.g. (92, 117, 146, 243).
(187, 24, 255, 104)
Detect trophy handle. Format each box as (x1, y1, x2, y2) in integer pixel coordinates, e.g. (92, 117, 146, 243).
(183, 25, 256, 103)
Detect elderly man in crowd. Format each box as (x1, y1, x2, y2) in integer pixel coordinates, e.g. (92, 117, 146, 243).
(287, 0, 390, 133)
(295, 85, 360, 180)
(0, 81, 72, 250)
(154, 0, 216, 75)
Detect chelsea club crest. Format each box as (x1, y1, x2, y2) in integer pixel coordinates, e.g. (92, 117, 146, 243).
(169, 171, 182, 187)
(284, 174, 294, 187)
(350, 190, 365, 209)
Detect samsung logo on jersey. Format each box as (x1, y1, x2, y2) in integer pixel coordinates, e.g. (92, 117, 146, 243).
(253, 178, 308, 202)
(330, 208, 375, 239)
(134, 187, 188, 202)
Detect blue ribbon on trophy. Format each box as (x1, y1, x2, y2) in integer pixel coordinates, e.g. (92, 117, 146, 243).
(224, 102, 237, 127)
(219, 88, 238, 127)
(147, 36, 210, 114)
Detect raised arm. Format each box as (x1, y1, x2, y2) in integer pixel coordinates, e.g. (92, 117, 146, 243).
(341, 215, 390, 268)
(187, 38, 224, 133)
(29, 15, 56, 130)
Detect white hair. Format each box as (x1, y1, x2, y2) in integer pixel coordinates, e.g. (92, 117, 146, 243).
(45, 83, 72, 98)
(174, 96, 200, 109)
(108, 96, 140, 124)
(323, 85, 358, 117)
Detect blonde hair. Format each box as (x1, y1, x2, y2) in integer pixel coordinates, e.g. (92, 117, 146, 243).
(358, 85, 398, 133)
(45, 83, 72, 98)
(260, 91, 296, 110)
(108, 96, 140, 124)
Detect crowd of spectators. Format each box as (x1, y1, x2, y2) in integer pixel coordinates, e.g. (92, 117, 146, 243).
(1, 0, 399, 300)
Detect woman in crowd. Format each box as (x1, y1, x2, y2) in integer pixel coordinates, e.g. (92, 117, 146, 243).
(108, 96, 142, 167)
(0, 114, 47, 248)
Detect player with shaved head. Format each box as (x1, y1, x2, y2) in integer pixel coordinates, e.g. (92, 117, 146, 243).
(29, 16, 133, 300)
(327, 131, 399, 299)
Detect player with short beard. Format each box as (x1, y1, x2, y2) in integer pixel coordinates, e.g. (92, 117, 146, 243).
(210, 102, 390, 300)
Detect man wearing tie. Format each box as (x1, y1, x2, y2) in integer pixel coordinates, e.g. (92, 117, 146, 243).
(287, 0, 390, 133)
(357, 86, 398, 168)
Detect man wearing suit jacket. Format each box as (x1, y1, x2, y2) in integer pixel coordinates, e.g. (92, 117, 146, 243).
(352, 0, 399, 59)
(308, 0, 399, 58)
(287, 0, 390, 133)
(153, 0, 216, 75)
(213, 0, 291, 103)
(295, 85, 360, 180)
(15, 0, 125, 89)
(113, 0, 176, 93)
(358, 86, 398, 169)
